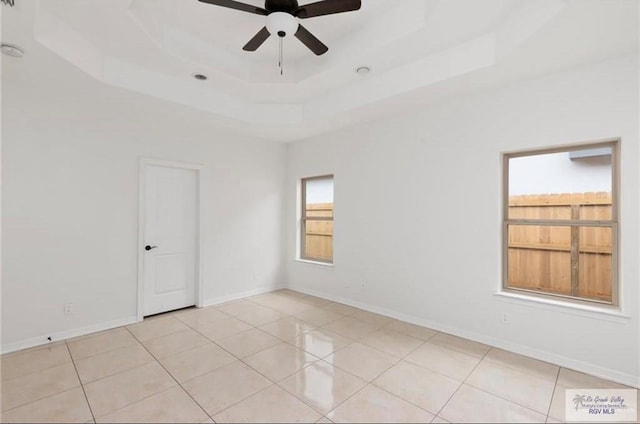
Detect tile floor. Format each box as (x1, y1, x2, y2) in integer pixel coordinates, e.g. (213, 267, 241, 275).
(1, 289, 637, 423)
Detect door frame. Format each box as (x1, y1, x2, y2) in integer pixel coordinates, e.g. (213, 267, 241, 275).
(137, 158, 204, 322)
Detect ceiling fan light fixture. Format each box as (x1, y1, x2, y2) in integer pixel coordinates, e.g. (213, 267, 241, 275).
(266, 12, 299, 38)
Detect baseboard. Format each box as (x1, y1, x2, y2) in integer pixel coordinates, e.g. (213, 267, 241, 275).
(290, 286, 640, 389)
(1, 315, 139, 355)
(202, 285, 286, 308)
(1, 286, 285, 355)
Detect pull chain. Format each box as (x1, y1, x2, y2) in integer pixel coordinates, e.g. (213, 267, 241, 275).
(278, 37, 284, 76)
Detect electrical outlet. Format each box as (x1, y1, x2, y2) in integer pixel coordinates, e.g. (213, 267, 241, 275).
(64, 303, 74, 315)
(501, 312, 510, 324)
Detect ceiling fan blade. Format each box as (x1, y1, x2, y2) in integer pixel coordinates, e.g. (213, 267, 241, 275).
(198, 0, 268, 15)
(243, 27, 271, 51)
(295, 0, 360, 19)
(294, 24, 328, 55)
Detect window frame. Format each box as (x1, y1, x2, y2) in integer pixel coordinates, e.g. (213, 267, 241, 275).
(300, 174, 334, 264)
(501, 139, 620, 306)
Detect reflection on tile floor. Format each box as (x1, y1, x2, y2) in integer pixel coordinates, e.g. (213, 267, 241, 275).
(1, 289, 637, 423)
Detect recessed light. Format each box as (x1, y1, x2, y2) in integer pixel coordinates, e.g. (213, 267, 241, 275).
(1, 43, 24, 58)
(192, 73, 208, 81)
(355, 66, 371, 75)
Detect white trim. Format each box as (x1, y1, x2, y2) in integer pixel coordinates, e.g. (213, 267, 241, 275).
(290, 286, 640, 389)
(294, 259, 335, 268)
(137, 158, 204, 322)
(202, 285, 286, 308)
(0, 316, 138, 355)
(493, 291, 630, 323)
(0, 286, 284, 354)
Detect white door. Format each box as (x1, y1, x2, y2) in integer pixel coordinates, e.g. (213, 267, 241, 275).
(142, 164, 198, 316)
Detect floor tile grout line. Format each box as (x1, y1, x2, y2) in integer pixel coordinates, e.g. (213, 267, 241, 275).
(401, 343, 487, 383)
(292, 308, 347, 326)
(0, 354, 72, 386)
(63, 340, 97, 423)
(355, 331, 428, 362)
(317, 340, 421, 420)
(121, 326, 212, 422)
(69, 346, 157, 387)
(205, 292, 637, 418)
(371, 383, 441, 419)
(199, 380, 278, 420)
(259, 323, 319, 343)
(0, 385, 86, 416)
(359, 336, 454, 419)
(130, 335, 214, 365)
(66, 329, 142, 363)
(275, 379, 336, 417)
(321, 379, 372, 419)
(465, 356, 561, 386)
(216, 359, 331, 419)
(67, 342, 142, 365)
(280, 333, 356, 360)
(467, 353, 559, 417)
(7, 292, 621, 423)
(247, 300, 316, 317)
(225, 297, 286, 316)
(149, 328, 283, 420)
(188, 323, 258, 346)
(545, 366, 562, 422)
(155, 305, 321, 414)
(128, 318, 195, 343)
(236, 343, 322, 384)
(212, 325, 386, 419)
(434, 348, 554, 420)
(461, 379, 559, 420)
(482, 349, 561, 380)
(166, 314, 277, 383)
(90, 384, 184, 422)
(431, 344, 492, 420)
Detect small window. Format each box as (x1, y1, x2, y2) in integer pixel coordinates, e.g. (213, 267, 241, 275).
(503, 141, 618, 305)
(301, 175, 334, 263)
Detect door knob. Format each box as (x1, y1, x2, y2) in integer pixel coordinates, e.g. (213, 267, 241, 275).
(145, 245, 158, 251)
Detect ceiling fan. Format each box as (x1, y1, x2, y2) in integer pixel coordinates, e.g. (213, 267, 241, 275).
(198, 0, 362, 57)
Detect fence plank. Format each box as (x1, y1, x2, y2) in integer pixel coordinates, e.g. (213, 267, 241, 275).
(304, 216, 333, 260)
(304, 194, 612, 302)
(507, 192, 612, 302)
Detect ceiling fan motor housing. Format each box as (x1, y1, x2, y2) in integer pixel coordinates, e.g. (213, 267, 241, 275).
(266, 12, 299, 38)
(198, 0, 361, 55)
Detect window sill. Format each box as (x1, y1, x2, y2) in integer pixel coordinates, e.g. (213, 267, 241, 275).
(295, 259, 334, 268)
(493, 291, 630, 323)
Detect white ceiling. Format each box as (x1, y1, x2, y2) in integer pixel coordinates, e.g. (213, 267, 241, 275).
(1, 0, 638, 141)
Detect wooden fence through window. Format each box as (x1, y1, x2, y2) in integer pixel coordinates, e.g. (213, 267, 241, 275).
(305, 192, 613, 302)
(508, 192, 612, 302)
(305, 203, 333, 262)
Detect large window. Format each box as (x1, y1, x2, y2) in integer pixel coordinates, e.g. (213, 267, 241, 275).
(301, 175, 334, 263)
(503, 141, 618, 305)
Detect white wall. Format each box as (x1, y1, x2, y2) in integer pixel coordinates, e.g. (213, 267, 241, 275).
(510, 151, 612, 195)
(1, 49, 286, 351)
(285, 55, 639, 387)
